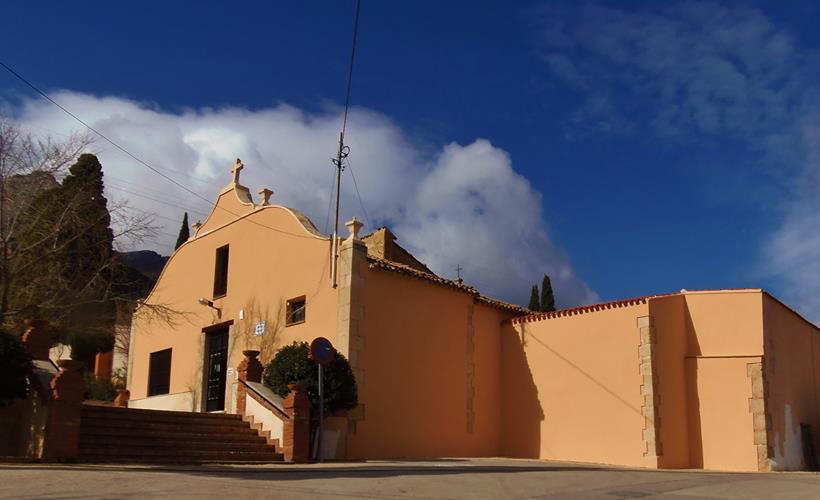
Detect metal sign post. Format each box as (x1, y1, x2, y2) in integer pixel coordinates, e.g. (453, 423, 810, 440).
(318, 363, 324, 463)
(310, 337, 335, 463)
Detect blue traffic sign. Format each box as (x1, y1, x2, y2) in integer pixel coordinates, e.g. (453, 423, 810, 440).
(310, 337, 336, 365)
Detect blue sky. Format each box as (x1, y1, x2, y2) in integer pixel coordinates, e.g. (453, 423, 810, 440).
(2, 1, 820, 316)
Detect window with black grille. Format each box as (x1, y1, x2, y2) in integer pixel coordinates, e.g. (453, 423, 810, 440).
(286, 296, 306, 326)
(213, 245, 229, 297)
(147, 348, 172, 396)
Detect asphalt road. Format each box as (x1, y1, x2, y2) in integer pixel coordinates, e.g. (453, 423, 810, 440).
(1, 459, 819, 500)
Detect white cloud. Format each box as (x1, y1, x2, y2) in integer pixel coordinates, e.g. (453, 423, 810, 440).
(537, 2, 809, 155)
(537, 2, 820, 322)
(8, 91, 598, 308)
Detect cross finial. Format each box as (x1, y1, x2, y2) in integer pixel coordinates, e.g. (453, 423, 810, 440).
(231, 158, 244, 184)
(456, 264, 464, 285)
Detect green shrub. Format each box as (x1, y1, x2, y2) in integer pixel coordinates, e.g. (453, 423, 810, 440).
(0, 331, 33, 407)
(263, 341, 358, 417)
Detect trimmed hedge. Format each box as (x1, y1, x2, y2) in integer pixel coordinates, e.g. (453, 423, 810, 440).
(263, 341, 357, 417)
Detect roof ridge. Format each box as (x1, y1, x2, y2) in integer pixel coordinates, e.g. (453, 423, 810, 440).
(366, 257, 528, 313)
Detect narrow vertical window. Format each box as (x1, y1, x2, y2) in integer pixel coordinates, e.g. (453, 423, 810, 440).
(213, 245, 229, 297)
(147, 348, 172, 396)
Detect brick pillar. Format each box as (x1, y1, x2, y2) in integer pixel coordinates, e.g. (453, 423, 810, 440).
(94, 350, 113, 381)
(283, 383, 311, 463)
(21, 319, 52, 361)
(43, 360, 85, 461)
(236, 350, 263, 415)
(114, 389, 130, 408)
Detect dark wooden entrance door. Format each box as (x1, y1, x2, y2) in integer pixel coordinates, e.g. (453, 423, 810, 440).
(205, 328, 229, 412)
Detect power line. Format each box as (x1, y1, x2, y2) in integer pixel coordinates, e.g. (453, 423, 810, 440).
(0, 60, 212, 204)
(106, 184, 209, 217)
(345, 157, 371, 229)
(330, 0, 363, 288)
(104, 176, 210, 214)
(0, 60, 318, 241)
(341, 0, 362, 137)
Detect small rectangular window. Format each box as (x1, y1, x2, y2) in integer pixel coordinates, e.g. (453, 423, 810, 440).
(213, 245, 229, 297)
(147, 348, 172, 396)
(286, 296, 306, 326)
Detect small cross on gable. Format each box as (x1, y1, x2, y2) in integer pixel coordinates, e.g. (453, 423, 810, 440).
(231, 158, 244, 184)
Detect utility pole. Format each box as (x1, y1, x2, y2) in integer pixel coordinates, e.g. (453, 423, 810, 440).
(330, 132, 346, 288)
(330, 0, 362, 289)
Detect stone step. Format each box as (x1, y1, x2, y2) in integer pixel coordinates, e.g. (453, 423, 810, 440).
(79, 440, 275, 453)
(81, 405, 243, 422)
(79, 432, 269, 447)
(81, 408, 246, 427)
(80, 417, 258, 435)
(78, 449, 284, 463)
(78, 405, 284, 464)
(79, 428, 267, 443)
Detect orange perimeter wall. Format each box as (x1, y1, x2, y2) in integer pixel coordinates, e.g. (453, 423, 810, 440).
(347, 268, 511, 459)
(501, 302, 655, 468)
(681, 291, 764, 471)
(763, 295, 820, 470)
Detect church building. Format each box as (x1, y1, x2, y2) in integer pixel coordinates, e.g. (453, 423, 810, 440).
(127, 159, 820, 472)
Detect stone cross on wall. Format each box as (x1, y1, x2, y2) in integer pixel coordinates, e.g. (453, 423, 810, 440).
(232, 158, 244, 184)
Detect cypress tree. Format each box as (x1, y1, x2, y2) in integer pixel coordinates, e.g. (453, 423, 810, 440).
(21, 153, 116, 365)
(527, 285, 540, 311)
(540, 274, 556, 312)
(58, 153, 116, 363)
(174, 212, 190, 250)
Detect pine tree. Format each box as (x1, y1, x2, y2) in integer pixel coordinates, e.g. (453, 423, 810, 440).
(540, 274, 556, 312)
(528, 285, 540, 311)
(174, 212, 189, 250)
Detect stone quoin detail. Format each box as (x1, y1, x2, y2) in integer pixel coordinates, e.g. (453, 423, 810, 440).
(637, 315, 662, 459)
(747, 361, 772, 472)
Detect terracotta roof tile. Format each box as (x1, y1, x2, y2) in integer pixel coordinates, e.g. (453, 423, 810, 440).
(367, 257, 528, 314)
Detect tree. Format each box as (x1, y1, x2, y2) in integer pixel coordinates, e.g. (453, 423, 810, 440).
(540, 274, 556, 312)
(174, 212, 189, 250)
(0, 330, 33, 407)
(0, 120, 92, 328)
(18, 154, 118, 363)
(0, 119, 164, 367)
(528, 285, 540, 311)
(263, 341, 358, 417)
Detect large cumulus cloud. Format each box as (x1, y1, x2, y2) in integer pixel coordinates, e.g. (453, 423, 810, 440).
(9, 91, 598, 307)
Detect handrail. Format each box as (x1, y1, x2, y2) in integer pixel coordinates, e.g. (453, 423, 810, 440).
(240, 380, 289, 420)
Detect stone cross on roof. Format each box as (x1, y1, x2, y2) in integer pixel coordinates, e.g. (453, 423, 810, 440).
(232, 158, 244, 184)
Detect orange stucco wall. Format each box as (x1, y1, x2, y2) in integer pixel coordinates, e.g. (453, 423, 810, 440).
(129, 187, 338, 411)
(347, 267, 512, 459)
(501, 302, 655, 468)
(685, 356, 759, 471)
(762, 295, 820, 470)
(126, 177, 820, 472)
(648, 294, 690, 468)
(681, 291, 764, 471)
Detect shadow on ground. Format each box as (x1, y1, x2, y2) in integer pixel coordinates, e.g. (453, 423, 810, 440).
(0, 460, 645, 482)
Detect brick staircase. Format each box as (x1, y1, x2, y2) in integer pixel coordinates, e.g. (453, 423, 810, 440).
(79, 404, 284, 463)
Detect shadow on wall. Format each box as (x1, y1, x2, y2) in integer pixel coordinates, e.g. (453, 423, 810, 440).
(526, 332, 643, 417)
(684, 301, 705, 469)
(501, 322, 544, 459)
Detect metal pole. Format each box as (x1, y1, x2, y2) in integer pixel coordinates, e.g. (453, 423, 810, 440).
(318, 362, 324, 462)
(330, 131, 344, 289)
